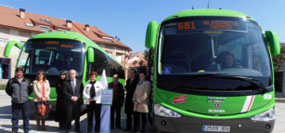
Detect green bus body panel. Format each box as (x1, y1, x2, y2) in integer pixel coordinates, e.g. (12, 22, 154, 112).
(265, 31, 281, 55)
(145, 21, 159, 49)
(163, 9, 253, 22)
(151, 9, 275, 119)
(26, 31, 125, 102)
(4, 40, 23, 57)
(154, 88, 275, 119)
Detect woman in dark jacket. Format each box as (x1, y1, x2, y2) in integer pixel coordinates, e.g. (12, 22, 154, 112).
(55, 71, 67, 129)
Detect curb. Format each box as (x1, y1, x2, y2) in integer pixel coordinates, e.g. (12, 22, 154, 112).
(275, 98, 285, 103)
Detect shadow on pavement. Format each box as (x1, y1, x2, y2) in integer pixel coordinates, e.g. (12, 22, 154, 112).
(0, 105, 12, 119)
(0, 128, 10, 133)
(1, 121, 66, 133)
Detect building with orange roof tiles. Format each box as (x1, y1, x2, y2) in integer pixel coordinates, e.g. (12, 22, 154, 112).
(0, 5, 131, 83)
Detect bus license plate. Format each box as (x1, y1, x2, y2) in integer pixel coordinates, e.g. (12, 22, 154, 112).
(202, 125, 230, 132)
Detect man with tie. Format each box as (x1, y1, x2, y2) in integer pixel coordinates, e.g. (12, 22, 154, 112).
(63, 69, 83, 133)
(124, 69, 139, 131)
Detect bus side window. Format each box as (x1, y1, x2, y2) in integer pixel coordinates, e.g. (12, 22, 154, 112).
(91, 49, 110, 76)
(105, 54, 124, 79)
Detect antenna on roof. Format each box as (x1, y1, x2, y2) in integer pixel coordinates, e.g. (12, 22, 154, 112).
(207, 0, 210, 9)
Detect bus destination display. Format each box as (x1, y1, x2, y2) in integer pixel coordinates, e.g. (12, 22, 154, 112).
(177, 20, 247, 32)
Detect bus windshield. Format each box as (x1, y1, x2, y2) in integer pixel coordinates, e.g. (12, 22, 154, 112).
(18, 39, 85, 76)
(158, 17, 272, 89)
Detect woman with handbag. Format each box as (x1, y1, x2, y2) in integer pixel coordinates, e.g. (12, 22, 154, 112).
(83, 71, 104, 133)
(33, 70, 50, 131)
(55, 71, 67, 129)
(133, 72, 151, 133)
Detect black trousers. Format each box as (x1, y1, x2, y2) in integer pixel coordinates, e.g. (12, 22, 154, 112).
(125, 112, 133, 130)
(125, 105, 134, 130)
(111, 106, 121, 128)
(55, 98, 66, 128)
(87, 103, 101, 132)
(133, 112, 147, 132)
(65, 103, 80, 131)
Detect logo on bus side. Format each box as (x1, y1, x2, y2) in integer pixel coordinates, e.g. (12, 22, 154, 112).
(173, 96, 187, 104)
(208, 109, 225, 113)
(163, 67, 172, 75)
(214, 103, 220, 109)
(263, 94, 272, 100)
(208, 97, 225, 103)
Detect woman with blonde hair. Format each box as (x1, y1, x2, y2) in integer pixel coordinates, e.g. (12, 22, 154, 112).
(33, 70, 50, 131)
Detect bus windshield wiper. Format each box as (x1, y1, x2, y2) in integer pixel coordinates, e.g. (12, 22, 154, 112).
(190, 74, 268, 94)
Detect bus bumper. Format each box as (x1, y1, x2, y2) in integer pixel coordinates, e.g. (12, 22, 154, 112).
(154, 115, 275, 133)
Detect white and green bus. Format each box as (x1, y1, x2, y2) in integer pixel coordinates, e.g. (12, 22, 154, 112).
(4, 31, 125, 110)
(145, 9, 280, 133)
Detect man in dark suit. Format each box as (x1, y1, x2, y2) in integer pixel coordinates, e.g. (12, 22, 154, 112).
(124, 69, 139, 131)
(109, 74, 125, 129)
(63, 69, 83, 133)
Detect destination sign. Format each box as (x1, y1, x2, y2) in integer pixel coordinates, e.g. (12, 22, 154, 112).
(177, 20, 247, 32)
(44, 41, 74, 48)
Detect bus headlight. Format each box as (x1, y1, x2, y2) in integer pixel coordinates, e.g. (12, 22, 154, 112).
(154, 104, 182, 118)
(251, 108, 275, 121)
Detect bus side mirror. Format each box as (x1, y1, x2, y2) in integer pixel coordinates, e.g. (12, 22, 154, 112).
(87, 47, 94, 63)
(4, 40, 23, 57)
(145, 21, 158, 49)
(265, 31, 280, 55)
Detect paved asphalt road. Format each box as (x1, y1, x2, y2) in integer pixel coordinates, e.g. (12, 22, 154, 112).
(0, 90, 284, 133)
(0, 90, 154, 133)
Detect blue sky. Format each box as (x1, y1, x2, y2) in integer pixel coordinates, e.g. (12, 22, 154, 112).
(1, 0, 284, 53)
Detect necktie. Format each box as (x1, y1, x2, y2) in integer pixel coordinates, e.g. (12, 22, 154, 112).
(90, 82, 96, 98)
(71, 80, 75, 94)
(130, 79, 133, 85)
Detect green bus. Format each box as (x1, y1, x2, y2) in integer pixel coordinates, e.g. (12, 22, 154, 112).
(4, 31, 125, 110)
(145, 9, 280, 132)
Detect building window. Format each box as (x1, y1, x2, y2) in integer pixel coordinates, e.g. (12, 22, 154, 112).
(25, 23, 34, 27)
(40, 18, 51, 23)
(116, 54, 123, 64)
(57, 28, 67, 32)
(0, 58, 10, 79)
(100, 44, 105, 48)
(0, 27, 9, 34)
(19, 31, 31, 37)
(103, 36, 113, 43)
(0, 38, 8, 47)
(39, 25, 50, 32)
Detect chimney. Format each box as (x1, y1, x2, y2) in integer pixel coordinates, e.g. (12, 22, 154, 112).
(66, 20, 72, 28)
(85, 24, 89, 31)
(19, 8, 25, 19)
(115, 36, 120, 41)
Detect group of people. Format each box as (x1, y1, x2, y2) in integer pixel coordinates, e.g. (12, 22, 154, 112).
(5, 67, 151, 133)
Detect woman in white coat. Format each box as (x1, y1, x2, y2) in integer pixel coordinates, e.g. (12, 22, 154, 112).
(83, 71, 104, 133)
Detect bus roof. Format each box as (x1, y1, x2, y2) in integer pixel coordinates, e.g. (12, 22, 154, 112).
(30, 31, 121, 65)
(163, 9, 254, 22)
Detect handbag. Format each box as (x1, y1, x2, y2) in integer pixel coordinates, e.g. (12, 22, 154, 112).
(37, 101, 51, 118)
